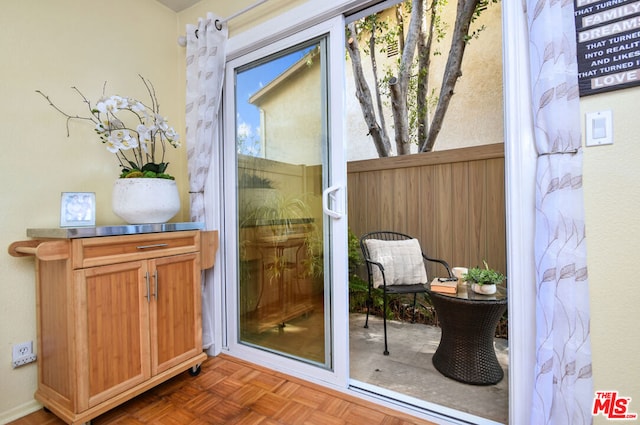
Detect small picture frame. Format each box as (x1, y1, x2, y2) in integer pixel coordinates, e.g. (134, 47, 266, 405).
(60, 192, 96, 227)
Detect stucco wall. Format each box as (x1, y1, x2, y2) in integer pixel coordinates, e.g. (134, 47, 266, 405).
(345, 2, 503, 160)
(253, 53, 323, 165)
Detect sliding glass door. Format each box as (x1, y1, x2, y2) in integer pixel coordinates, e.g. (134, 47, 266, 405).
(223, 17, 348, 382)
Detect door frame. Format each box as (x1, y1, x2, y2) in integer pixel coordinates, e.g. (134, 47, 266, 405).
(501, 2, 537, 424)
(211, 1, 537, 424)
(220, 15, 350, 389)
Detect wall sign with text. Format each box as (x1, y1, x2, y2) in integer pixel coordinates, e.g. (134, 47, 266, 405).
(575, 0, 640, 96)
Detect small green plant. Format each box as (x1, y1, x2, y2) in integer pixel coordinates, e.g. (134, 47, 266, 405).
(348, 229, 371, 312)
(347, 228, 363, 274)
(463, 260, 505, 286)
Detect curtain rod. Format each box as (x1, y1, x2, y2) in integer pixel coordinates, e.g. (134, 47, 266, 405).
(178, 0, 270, 46)
(223, 0, 270, 27)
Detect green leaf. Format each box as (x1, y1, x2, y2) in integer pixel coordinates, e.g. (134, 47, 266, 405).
(142, 162, 168, 174)
(463, 261, 505, 285)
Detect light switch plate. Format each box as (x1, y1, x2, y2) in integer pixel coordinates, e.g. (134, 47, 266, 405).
(585, 110, 613, 146)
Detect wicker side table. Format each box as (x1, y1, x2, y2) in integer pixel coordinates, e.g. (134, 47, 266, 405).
(428, 283, 507, 385)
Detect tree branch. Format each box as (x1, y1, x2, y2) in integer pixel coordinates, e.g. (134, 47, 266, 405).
(346, 22, 392, 157)
(390, 0, 424, 155)
(420, 0, 481, 152)
(35, 90, 97, 137)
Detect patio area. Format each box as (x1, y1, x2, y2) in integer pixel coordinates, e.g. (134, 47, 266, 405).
(350, 313, 509, 424)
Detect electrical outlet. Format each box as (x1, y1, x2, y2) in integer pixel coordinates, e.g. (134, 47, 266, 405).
(12, 341, 37, 368)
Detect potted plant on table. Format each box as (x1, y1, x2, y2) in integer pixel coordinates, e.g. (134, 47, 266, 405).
(37, 75, 182, 224)
(463, 261, 505, 295)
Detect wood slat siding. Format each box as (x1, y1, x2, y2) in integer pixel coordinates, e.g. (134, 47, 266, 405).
(237, 144, 506, 276)
(348, 143, 506, 277)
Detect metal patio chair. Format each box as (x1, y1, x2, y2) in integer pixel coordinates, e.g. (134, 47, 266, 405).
(359, 230, 452, 355)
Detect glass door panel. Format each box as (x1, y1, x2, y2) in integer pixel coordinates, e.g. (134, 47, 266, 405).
(235, 39, 329, 366)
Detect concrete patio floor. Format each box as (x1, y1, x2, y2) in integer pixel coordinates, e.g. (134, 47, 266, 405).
(350, 313, 509, 424)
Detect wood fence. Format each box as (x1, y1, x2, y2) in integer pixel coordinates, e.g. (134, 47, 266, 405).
(347, 143, 506, 278)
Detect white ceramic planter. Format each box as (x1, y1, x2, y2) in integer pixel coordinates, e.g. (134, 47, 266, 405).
(112, 178, 180, 224)
(471, 283, 497, 295)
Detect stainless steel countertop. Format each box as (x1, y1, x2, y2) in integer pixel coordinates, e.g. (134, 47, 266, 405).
(27, 222, 205, 239)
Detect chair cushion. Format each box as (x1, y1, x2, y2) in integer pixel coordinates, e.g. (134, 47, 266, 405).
(364, 238, 428, 288)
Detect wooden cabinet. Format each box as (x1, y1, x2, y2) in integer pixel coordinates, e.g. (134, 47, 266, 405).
(9, 229, 218, 425)
(239, 221, 315, 333)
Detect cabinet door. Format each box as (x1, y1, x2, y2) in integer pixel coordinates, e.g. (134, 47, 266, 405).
(76, 261, 151, 409)
(149, 253, 202, 375)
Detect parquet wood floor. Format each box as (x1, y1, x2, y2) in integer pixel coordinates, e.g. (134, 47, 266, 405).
(10, 354, 436, 425)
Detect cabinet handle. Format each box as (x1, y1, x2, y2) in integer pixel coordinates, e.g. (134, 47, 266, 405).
(136, 243, 169, 250)
(153, 270, 158, 300)
(144, 271, 151, 302)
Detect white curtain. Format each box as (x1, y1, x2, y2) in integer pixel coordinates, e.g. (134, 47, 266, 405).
(527, 1, 593, 424)
(185, 13, 227, 350)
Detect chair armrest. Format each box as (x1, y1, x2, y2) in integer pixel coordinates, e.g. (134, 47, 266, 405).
(422, 254, 453, 278)
(364, 258, 384, 272)
(364, 258, 389, 288)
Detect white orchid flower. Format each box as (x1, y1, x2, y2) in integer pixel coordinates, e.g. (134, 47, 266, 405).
(95, 121, 108, 134)
(140, 139, 149, 154)
(96, 96, 121, 115)
(39, 76, 181, 178)
(119, 130, 139, 150)
(137, 124, 151, 141)
(155, 114, 169, 130)
(130, 101, 146, 113)
(164, 128, 180, 147)
(105, 135, 124, 153)
(113, 95, 128, 109)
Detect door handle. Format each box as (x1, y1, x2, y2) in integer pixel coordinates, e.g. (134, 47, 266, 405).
(323, 184, 343, 219)
(136, 243, 169, 250)
(144, 271, 151, 302)
(152, 270, 158, 300)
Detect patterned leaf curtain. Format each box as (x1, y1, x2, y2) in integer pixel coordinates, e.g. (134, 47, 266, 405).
(185, 13, 227, 349)
(527, 1, 594, 424)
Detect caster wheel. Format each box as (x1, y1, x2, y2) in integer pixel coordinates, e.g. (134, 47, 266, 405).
(189, 364, 202, 376)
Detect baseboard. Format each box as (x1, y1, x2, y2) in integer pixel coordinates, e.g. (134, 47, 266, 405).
(0, 400, 42, 425)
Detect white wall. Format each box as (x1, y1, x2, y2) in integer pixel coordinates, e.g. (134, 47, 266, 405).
(0, 0, 311, 420)
(0, 1, 184, 421)
(581, 87, 640, 424)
